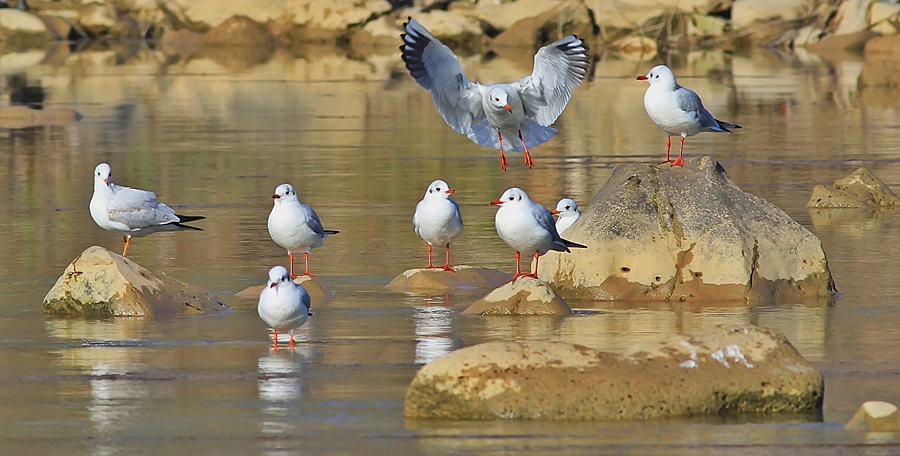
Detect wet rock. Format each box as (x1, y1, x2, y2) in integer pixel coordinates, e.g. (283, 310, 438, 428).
(200, 15, 275, 48)
(461, 276, 572, 316)
(0, 9, 51, 47)
(807, 168, 900, 208)
(845, 401, 900, 431)
(538, 156, 836, 302)
(387, 266, 510, 293)
(404, 325, 823, 420)
(42, 246, 231, 317)
(235, 274, 333, 305)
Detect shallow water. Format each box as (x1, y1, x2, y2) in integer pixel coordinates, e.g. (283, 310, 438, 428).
(1, 43, 900, 454)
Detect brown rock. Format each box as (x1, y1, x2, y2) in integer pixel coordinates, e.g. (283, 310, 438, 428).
(462, 276, 572, 316)
(807, 167, 900, 208)
(865, 34, 900, 55)
(160, 29, 202, 57)
(200, 15, 275, 48)
(235, 275, 333, 305)
(387, 266, 510, 293)
(404, 325, 823, 420)
(42, 246, 231, 317)
(477, 0, 593, 48)
(845, 401, 900, 431)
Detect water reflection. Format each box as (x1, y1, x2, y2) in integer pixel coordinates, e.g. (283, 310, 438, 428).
(412, 294, 458, 365)
(257, 347, 310, 455)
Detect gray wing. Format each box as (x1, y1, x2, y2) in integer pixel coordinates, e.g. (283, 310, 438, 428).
(401, 18, 485, 134)
(512, 35, 590, 126)
(674, 85, 732, 132)
(302, 205, 327, 238)
(530, 201, 562, 241)
(107, 184, 180, 230)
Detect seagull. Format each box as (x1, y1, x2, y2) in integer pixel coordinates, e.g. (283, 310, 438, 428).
(637, 65, 741, 167)
(89, 163, 204, 257)
(258, 266, 310, 350)
(413, 179, 463, 271)
(491, 188, 586, 280)
(400, 17, 590, 171)
(267, 183, 339, 278)
(551, 198, 580, 234)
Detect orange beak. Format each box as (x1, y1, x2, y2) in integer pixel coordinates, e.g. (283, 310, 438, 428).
(272, 194, 280, 199)
(445, 188, 457, 194)
(269, 282, 277, 288)
(550, 209, 560, 215)
(490, 199, 503, 205)
(103, 178, 109, 185)
(636, 75, 648, 81)
(503, 104, 511, 113)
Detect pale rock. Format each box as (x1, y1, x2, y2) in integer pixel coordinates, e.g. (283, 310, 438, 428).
(870, 1, 900, 26)
(871, 20, 898, 35)
(489, 0, 594, 47)
(462, 276, 572, 316)
(538, 156, 836, 302)
(845, 401, 900, 431)
(37, 14, 73, 40)
(161, 0, 391, 32)
(349, 15, 402, 48)
(584, 0, 712, 31)
(406, 9, 483, 51)
(688, 13, 726, 38)
(405, 325, 823, 420)
(42, 246, 231, 317)
(807, 167, 900, 208)
(387, 265, 510, 293)
(731, 0, 814, 30)
(235, 274, 333, 305)
(794, 25, 824, 47)
(832, 0, 875, 36)
(0, 9, 48, 33)
(79, 2, 116, 36)
(472, 0, 563, 31)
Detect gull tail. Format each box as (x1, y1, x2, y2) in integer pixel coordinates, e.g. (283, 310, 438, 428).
(562, 238, 587, 249)
(550, 238, 587, 253)
(324, 229, 340, 235)
(712, 119, 741, 133)
(467, 119, 557, 152)
(174, 214, 205, 231)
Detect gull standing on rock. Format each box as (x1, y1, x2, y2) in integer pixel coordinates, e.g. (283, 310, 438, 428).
(551, 198, 580, 234)
(90, 163, 205, 257)
(267, 183, 339, 278)
(637, 65, 741, 167)
(258, 266, 310, 350)
(491, 188, 586, 280)
(400, 17, 590, 170)
(413, 179, 463, 271)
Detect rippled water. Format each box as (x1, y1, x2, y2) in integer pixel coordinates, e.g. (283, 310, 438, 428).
(1, 43, 900, 453)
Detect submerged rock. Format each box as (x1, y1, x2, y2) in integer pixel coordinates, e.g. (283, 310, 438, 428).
(404, 325, 823, 420)
(807, 167, 900, 208)
(462, 276, 571, 316)
(538, 156, 836, 302)
(42, 246, 230, 317)
(845, 401, 900, 431)
(235, 275, 333, 305)
(387, 266, 510, 292)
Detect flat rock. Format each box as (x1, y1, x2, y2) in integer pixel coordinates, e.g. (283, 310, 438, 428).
(538, 156, 836, 302)
(807, 167, 900, 208)
(845, 401, 900, 431)
(404, 325, 823, 420)
(386, 265, 510, 292)
(42, 246, 231, 317)
(235, 274, 333, 304)
(462, 276, 572, 316)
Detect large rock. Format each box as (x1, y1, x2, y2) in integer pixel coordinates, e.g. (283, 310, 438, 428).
(584, 0, 714, 32)
(404, 325, 823, 420)
(402, 9, 483, 52)
(235, 274, 333, 305)
(731, 0, 811, 31)
(387, 266, 510, 292)
(473, 0, 593, 47)
(807, 167, 900, 208)
(0, 9, 51, 47)
(199, 15, 275, 48)
(538, 157, 835, 302)
(461, 276, 572, 316)
(845, 401, 900, 431)
(42, 246, 231, 317)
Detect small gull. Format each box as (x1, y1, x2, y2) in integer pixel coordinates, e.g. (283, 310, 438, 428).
(258, 266, 310, 350)
(400, 17, 590, 170)
(637, 65, 741, 167)
(413, 179, 463, 271)
(89, 163, 204, 257)
(551, 198, 580, 234)
(267, 183, 339, 278)
(491, 188, 586, 280)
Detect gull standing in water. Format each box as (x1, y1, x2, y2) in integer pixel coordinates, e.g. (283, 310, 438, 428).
(90, 163, 204, 257)
(400, 17, 590, 170)
(491, 188, 586, 280)
(267, 183, 339, 278)
(413, 179, 463, 271)
(258, 266, 310, 350)
(637, 65, 740, 167)
(551, 198, 580, 234)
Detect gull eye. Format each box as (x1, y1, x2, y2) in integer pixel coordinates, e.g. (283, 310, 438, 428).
(436, 187, 441, 191)
(508, 196, 514, 201)
(566, 206, 570, 210)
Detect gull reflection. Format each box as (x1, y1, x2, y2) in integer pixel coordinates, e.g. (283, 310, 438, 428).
(413, 294, 457, 365)
(258, 347, 310, 448)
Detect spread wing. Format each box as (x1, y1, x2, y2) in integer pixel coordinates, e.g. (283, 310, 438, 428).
(401, 17, 485, 134)
(107, 184, 179, 230)
(512, 35, 590, 126)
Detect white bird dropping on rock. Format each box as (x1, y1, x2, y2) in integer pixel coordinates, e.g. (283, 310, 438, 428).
(267, 183, 339, 278)
(491, 188, 586, 280)
(413, 179, 463, 271)
(637, 65, 740, 167)
(89, 163, 205, 257)
(551, 198, 580, 234)
(400, 17, 590, 170)
(258, 266, 310, 350)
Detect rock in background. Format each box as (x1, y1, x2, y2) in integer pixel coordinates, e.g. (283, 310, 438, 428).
(538, 156, 836, 302)
(235, 274, 334, 305)
(42, 246, 231, 317)
(387, 266, 510, 292)
(807, 167, 900, 208)
(404, 325, 823, 420)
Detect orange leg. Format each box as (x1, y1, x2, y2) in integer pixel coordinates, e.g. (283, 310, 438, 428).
(671, 136, 685, 167)
(272, 329, 279, 351)
(426, 244, 435, 269)
(519, 131, 533, 168)
(122, 236, 131, 257)
(441, 244, 455, 272)
(288, 252, 295, 279)
(302, 252, 315, 277)
(659, 136, 672, 165)
(498, 133, 508, 171)
(289, 332, 295, 349)
(508, 251, 532, 282)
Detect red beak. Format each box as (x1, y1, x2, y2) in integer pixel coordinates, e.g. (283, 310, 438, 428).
(445, 188, 457, 194)
(550, 209, 560, 215)
(503, 104, 512, 113)
(490, 199, 503, 205)
(103, 178, 109, 185)
(269, 282, 277, 288)
(636, 75, 648, 81)
(272, 194, 280, 199)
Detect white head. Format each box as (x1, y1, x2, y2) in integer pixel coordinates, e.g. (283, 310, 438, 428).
(423, 179, 456, 199)
(552, 198, 580, 218)
(487, 87, 511, 113)
(94, 163, 112, 188)
(266, 266, 293, 291)
(272, 183, 299, 205)
(490, 187, 531, 207)
(637, 65, 676, 90)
